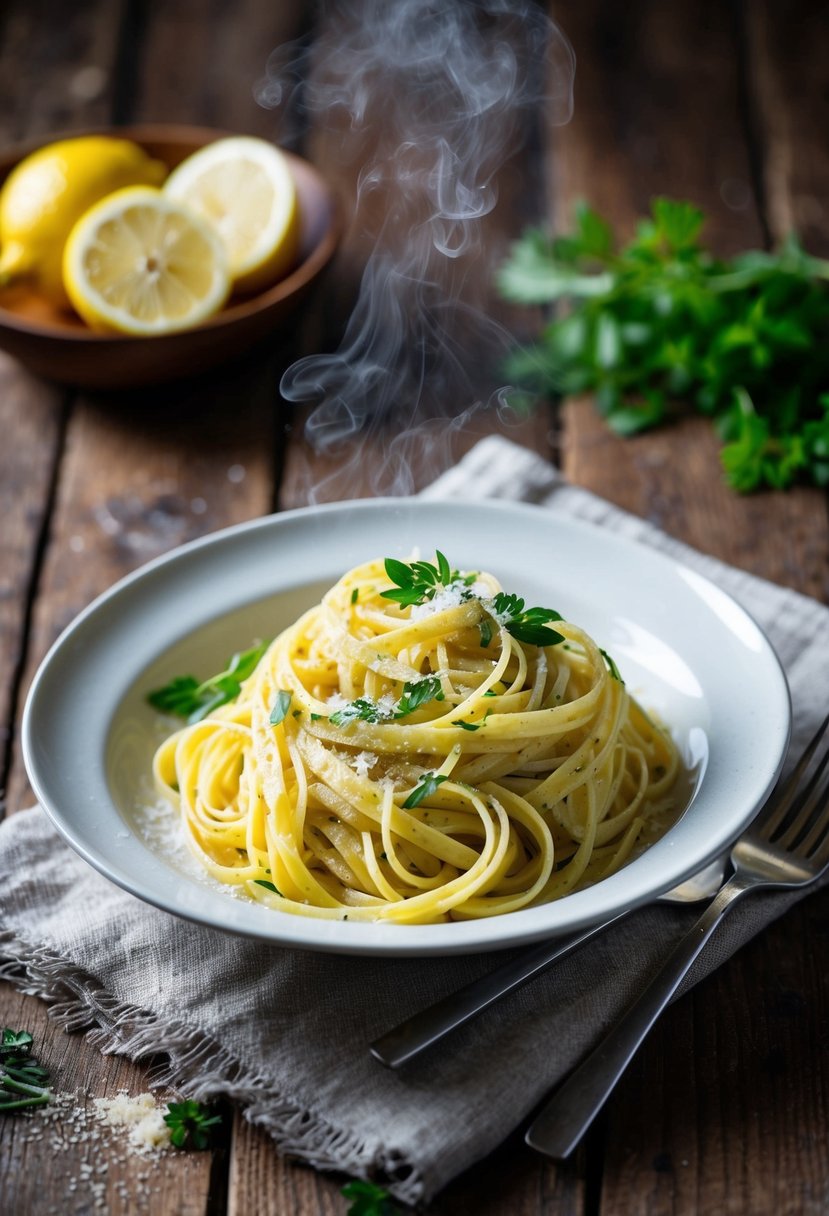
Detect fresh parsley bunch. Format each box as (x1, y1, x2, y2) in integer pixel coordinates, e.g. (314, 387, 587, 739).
(498, 198, 829, 491)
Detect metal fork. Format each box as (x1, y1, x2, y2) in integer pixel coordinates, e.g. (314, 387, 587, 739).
(369, 859, 726, 1069)
(525, 709, 829, 1160)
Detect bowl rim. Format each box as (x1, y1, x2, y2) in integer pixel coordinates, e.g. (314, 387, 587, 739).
(0, 123, 343, 343)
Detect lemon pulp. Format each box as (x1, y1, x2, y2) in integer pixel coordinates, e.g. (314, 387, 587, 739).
(163, 136, 299, 293)
(63, 186, 230, 335)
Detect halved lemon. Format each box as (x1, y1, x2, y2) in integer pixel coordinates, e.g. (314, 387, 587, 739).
(163, 136, 300, 294)
(0, 135, 166, 309)
(63, 187, 230, 335)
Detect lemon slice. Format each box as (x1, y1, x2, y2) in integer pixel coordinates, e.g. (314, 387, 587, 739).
(0, 136, 167, 309)
(63, 187, 230, 335)
(163, 136, 300, 294)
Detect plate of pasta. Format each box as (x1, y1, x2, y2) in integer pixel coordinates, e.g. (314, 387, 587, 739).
(22, 498, 790, 955)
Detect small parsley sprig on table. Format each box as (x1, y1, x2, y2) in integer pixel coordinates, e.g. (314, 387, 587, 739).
(148, 642, 270, 723)
(0, 1028, 51, 1113)
(163, 1098, 223, 1150)
(498, 197, 829, 491)
(341, 1178, 402, 1216)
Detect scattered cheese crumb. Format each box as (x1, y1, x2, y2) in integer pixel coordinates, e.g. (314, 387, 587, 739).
(351, 751, 378, 778)
(376, 692, 398, 716)
(93, 1091, 172, 1152)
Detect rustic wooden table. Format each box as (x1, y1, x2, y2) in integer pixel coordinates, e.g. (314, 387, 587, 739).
(1, 1, 828, 1213)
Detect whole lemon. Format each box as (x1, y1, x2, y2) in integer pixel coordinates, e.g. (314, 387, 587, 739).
(0, 136, 166, 309)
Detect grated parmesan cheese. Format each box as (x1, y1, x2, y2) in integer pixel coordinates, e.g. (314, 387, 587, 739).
(93, 1091, 172, 1152)
(351, 751, 378, 778)
(409, 583, 470, 621)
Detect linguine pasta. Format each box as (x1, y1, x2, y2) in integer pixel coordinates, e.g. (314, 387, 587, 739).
(152, 555, 681, 924)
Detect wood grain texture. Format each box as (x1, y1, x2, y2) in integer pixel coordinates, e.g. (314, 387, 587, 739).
(746, 0, 829, 258)
(0, 0, 126, 144)
(4, 361, 278, 814)
(545, 1, 829, 1213)
(0, 0, 127, 808)
(548, 0, 829, 590)
(0, 986, 213, 1216)
(0, 359, 66, 802)
(0, 4, 289, 1212)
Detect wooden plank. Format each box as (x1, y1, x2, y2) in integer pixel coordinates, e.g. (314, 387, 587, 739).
(4, 358, 277, 814)
(0, 984, 213, 1215)
(228, 1115, 586, 1216)
(548, 0, 829, 591)
(0, 360, 66, 797)
(745, 0, 829, 258)
(0, 0, 128, 807)
(128, 0, 311, 136)
(602, 887, 829, 1216)
(228, 1115, 345, 1216)
(0, 0, 126, 145)
(1, 5, 303, 1215)
(543, 2, 829, 1214)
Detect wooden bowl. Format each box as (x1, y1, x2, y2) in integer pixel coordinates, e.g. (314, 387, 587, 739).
(0, 125, 342, 388)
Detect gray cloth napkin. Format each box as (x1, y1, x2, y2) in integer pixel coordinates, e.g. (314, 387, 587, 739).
(2, 435, 828, 1205)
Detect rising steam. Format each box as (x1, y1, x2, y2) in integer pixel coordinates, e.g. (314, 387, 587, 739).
(259, 0, 575, 497)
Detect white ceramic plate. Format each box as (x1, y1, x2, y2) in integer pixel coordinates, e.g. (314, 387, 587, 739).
(23, 498, 791, 956)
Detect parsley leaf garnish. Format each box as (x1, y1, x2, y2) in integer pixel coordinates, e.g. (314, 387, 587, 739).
(341, 1179, 402, 1216)
(1, 1027, 51, 1112)
(330, 677, 445, 728)
(330, 697, 387, 727)
(269, 690, 293, 725)
(254, 879, 282, 894)
(381, 552, 474, 606)
(499, 198, 829, 492)
(394, 675, 445, 715)
(479, 618, 493, 648)
(148, 642, 269, 723)
(600, 648, 625, 683)
(403, 773, 448, 808)
(489, 593, 565, 647)
(163, 1099, 223, 1150)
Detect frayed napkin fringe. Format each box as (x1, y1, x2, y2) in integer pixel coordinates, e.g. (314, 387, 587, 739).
(0, 932, 424, 1204)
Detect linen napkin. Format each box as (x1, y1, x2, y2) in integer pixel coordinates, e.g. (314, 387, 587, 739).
(2, 435, 828, 1205)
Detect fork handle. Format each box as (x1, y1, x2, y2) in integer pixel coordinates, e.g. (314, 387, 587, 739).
(371, 911, 630, 1069)
(525, 873, 750, 1159)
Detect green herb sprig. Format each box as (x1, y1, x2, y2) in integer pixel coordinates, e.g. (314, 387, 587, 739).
(403, 772, 448, 809)
(341, 1178, 402, 1216)
(488, 592, 565, 647)
(498, 197, 829, 491)
(1, 1027, 51, 1113)
(381, 552, 475, 607)
(330, 677, 445, 728)
(163, 1099, 223, 1150)
(269, 690, 292, 725)
(148, 642, 269, 723)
